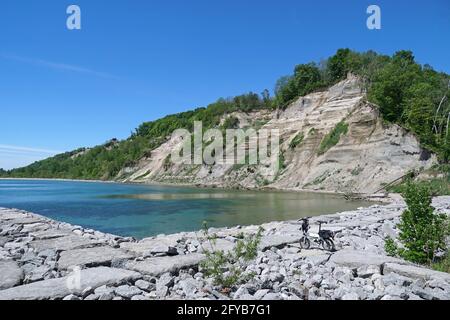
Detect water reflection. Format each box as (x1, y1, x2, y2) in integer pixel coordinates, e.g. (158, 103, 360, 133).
(0, 179, 376, 238)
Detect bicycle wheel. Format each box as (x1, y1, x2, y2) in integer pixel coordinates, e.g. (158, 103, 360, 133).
(300, 237, 311, 249)
(322, 239, 335, 251)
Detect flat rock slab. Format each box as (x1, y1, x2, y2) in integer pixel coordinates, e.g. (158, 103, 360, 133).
(298, 249, 326, 258)
(258, 234, 301, 251)
(57, 246, 134, 270)
(384, 263, 450, 282)
(2, 216, 45, 226)
(0, 210, 28, 221)
(0, 267, 141, 300)
(198, 239, 235, 253)
(58, 246, 134, 270)
(30, 229, 74, 240)
(329, 249, 403, 269)
(0, 260, 24, 290)
(126, 254, 205, 276)
(30, 235, 104, 252)
(121, 237, 179, 256)
(20, 223, 50, 234)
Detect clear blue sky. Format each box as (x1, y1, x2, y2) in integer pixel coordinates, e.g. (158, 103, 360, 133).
(1, 0, 449, 169)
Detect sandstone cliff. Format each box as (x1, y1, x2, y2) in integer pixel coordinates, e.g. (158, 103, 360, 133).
(122, 75, 436, 194)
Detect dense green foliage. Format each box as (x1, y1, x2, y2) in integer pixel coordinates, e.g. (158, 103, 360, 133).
(368, 51, 450, 157)
(385, 183, 449, 265)
(318, 121, 348, 155)
(0, 138, 156, 180)
(274, 63, 324, 107)
(199, 222, 263, 288)
(2, 48, 449, 180)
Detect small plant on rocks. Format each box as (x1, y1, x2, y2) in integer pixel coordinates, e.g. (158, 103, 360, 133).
(199, 222, 263, 288)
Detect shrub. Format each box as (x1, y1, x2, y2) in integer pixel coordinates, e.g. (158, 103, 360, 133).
(432, 255, 450, 273)
(222, 116, 240, 130)
(199, 222, 263, 288)
(289, 132, 304, 149)
(318, 121, 348, 155)
(351, 167, 363, 176)
(396, 183, 449, 264)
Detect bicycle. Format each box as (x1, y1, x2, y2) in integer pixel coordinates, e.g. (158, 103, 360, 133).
(299, 217, 336, 252)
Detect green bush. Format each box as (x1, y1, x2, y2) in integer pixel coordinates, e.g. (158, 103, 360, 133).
(199, 222, 263, 288)
(432, 255, 450, 273)
(395, 183, 449, 264)
(318, 122, 348, 155)
(222, 116, 240, 130)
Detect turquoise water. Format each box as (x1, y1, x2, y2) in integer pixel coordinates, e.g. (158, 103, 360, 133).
(0, 179, 372, 239)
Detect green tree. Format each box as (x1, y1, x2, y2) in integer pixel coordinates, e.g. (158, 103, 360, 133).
(327, 48, 353, 82)
(368, 50, 422, 122)
(402, 82, 436, 146)
(274, 63, 323, 108)
(397, 183, 449, 264)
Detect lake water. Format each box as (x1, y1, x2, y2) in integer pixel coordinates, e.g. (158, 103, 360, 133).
(0, 179, 373, 239)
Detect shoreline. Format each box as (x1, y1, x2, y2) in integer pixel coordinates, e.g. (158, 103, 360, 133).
(0, 177, 390, 203)
(1, 197, 450, 300)
(0, 177, 119, 184)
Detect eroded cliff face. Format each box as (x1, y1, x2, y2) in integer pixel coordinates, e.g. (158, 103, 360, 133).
(121, 75, 436, 194)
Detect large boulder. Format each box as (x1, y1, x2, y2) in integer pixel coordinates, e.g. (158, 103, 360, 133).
(125, 254, 205, 276)
(384, 263, 450, 282)
(29, 229, 73, 240)
(120, 236, 180, 256)
(57, 246, 134, 270)
(0, 260, 24, 290)
(198, 239, 235, 253)
(329, 249, 403, 269)
(258, 234, 301, 251)
(30, 235, 104, 252)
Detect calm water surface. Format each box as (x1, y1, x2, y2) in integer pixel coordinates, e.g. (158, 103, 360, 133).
(0, 179, 373, 239)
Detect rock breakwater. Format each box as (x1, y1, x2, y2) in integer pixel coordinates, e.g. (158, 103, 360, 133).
(1, 197, 450, 300)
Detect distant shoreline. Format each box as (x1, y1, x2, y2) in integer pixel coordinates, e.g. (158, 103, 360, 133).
(0, 177, 118, 184)
(0, 177, 391, 203)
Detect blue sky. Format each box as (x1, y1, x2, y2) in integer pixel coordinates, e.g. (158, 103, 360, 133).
(1, 0, 449, 170)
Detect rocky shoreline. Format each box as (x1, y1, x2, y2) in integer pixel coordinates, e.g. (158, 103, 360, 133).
(1, 197, 450, 300)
